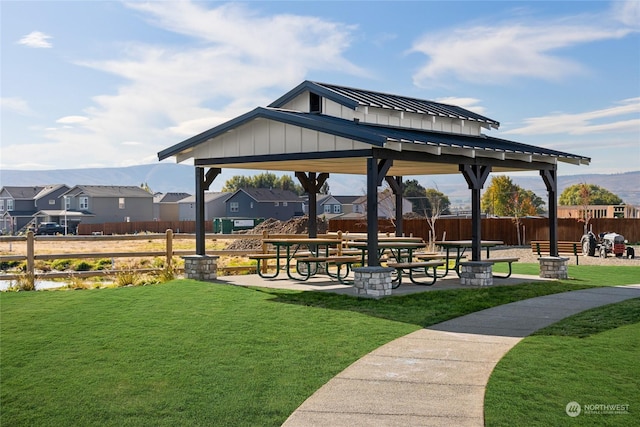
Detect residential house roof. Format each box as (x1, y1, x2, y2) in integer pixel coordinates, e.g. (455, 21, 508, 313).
(154, 192, 191, 203)
(1, 186, 45, 199)
(65, 185, 154, 198)
(231, 188, 302, 203)
(177, 192, 230, 204)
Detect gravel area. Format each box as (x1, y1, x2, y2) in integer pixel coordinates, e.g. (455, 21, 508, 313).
(489, 245, 640, 266)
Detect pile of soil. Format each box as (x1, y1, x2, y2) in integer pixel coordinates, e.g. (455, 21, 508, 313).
(225, 216, 329, 251)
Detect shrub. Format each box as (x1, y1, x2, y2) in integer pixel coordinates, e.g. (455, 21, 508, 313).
(72, 261, 92, 272)
(157, 264, 177, 283)
(94, 258, 113, 271)
(115, 269, 140, 287)
(11, 271, 36, 291)
(51, 259, 73, 271)
(66, 275, 90, 290)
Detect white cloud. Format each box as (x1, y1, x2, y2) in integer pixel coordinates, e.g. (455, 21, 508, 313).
(503, 98, 640, 135)
(22, 1, 362, 169)
(56, 115, 89, 124)
(18, 31, 53, 48)
(1, 97, 32, 115)
(410, 3, 637, 86)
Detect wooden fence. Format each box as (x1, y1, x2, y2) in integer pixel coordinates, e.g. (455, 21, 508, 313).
(0, 231, 260, 281)
(0, 231, 344, 282)
(76, 217, 640, 245)
(329, 218, 640, 245)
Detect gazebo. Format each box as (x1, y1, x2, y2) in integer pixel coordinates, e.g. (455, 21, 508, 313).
(158, 81, 590, 288)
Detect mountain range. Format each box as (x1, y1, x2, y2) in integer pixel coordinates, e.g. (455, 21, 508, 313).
(1, 164, 638, 206)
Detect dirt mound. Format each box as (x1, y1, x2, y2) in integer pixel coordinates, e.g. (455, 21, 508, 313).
(226, 216, 329, 251)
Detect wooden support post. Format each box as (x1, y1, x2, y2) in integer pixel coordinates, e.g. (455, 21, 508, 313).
(261, 230, 269, 274)
(27, 231, 35, 278)
(541, 168, 559, 256)
(459, 164, 491, 261)
(165, 229, 173, 268)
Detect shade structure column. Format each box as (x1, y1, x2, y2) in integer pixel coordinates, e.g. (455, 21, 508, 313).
(195, 167, 221, 255)
(385, 176, 403, 237)
(541, 168, 559, 256)
(296, 172, 329, 238)
(459, 164, 491, 261)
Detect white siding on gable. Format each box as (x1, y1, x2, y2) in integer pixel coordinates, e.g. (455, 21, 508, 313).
(269, 121, 286, 154)
(190, 118, 372, 160)
(301, 128, 318, 152)
(281, 94, 308, 112)
(285, 124, 302, 152)
(323, 98, 343, 118)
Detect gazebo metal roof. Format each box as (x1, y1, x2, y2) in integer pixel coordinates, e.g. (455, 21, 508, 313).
(158, 81, 590, 265)
(158, 106, 590, 175)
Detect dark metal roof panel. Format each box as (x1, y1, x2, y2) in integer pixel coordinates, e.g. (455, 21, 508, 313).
(269, 81, 500, 127)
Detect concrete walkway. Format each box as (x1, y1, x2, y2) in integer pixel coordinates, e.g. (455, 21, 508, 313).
(282, 285, 640, 427)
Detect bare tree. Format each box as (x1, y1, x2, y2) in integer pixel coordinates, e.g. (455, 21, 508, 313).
(424, 187, 449, 252)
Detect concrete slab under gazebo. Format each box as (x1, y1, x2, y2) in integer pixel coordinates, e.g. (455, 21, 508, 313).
(158, 81, 590, 292)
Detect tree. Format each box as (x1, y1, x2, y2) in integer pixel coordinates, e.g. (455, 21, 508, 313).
(481, 176, 543, 217)
(221, 172, 305, 195)
(559, 184, 623, 206)
(424, 188, 450, 250)
(482, 176, 544, 245)
(403, 179, 429, 214)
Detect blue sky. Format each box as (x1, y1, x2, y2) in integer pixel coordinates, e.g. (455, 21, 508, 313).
(2, 1, 639, 192)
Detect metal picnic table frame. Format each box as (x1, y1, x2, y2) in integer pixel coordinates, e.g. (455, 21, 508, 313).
(261, 237, 344, 281)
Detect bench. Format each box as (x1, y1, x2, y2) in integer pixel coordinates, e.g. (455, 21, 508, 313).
(297, 256, 361, 283)
(248, 253, 280, 278)
(531, 241, 580, 265)
(484, 257, 519, 279)
(385, 261, 445, 287)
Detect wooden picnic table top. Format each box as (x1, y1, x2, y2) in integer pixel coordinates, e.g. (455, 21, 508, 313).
(262, 237, 342, 245)
(435, 240, 503, 248)
(347, 241, 426, 249)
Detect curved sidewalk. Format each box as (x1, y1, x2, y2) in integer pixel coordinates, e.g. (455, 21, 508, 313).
(283, 285, 640, 427)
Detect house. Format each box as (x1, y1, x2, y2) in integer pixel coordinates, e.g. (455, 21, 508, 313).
(558, 204, 640, 219)
(178, 192, 229, 221)
(352, 191, 413, 219)
(224, 188, 303, 221)
(153, 192, 191, 221)
(62, 185, 154, 225)
(302, 194, 360, 219)
(0, 184, 70, 234)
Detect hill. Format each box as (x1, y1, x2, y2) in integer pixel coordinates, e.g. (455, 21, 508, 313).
(1, 165, 638, 206)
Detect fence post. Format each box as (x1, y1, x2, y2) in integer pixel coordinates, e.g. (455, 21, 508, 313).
(166, 229, 173, 268)
(261, 230, 269, 274)
(27, 231, 35, 277)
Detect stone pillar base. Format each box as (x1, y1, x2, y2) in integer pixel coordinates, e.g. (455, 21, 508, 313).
(539, 256, 569, 279)
(460, 261, 494, 287)
(182, 255, 219, 281)
(353, 267, 394, 298)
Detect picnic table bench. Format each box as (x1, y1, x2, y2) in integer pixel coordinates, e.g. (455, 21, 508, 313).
(482, 257, 519, 278)
(296, 255, 361, 283)
(531, 241, 581, 265)
(385, 260, 445, 287)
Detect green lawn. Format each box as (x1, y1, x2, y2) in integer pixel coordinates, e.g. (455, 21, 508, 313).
(485, 298, 640, 427)
(1, 263, 639, 426)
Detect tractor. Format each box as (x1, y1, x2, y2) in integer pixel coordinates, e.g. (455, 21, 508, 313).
(581, 231, 635, 259)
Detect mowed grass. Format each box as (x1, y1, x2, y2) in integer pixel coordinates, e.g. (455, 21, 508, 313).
(2, 264, 639, 426)
(485, 298, 640, 427)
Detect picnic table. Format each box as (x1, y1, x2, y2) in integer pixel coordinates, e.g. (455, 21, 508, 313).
(258, 237, 344, 281)
(346, 240, 427, 264)
(435, 240, 510, 276)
